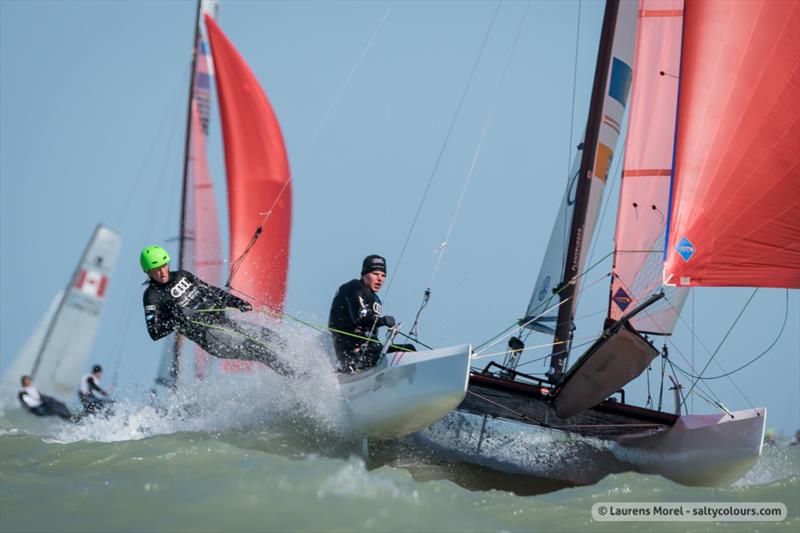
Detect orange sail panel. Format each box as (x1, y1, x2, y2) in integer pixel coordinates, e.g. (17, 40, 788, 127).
(186, 100, 223, 378)
(609, 0, 687, 334)
(205, 15, 292, 310)
(664, 0, 800, 288)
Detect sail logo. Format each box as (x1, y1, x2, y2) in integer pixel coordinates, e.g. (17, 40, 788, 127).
(676, 237, 696, 262)
(538, 276, 551, 302)
(75, 269, 108, 299)
(170, 277, 192, 298)
(613, 287, 632, 312)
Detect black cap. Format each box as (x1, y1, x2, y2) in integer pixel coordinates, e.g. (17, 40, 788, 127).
(92, 365, 103, 373)
(361, 254, 387, 275)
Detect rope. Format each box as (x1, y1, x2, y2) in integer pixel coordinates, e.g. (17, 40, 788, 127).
(426, 0, 531, 293)
(226, 2, 396, 289)
(674, 289, 789, 380)
(307, 0, 396, 148)
(385, 0, 503, 296)
(564, 0, 582, 185)
(681, 288, 759, 409)
(222, 288, 420, 351)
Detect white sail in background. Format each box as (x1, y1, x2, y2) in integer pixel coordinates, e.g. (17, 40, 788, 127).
(3, 225, 121, 400)
(1, 291, 62, 403)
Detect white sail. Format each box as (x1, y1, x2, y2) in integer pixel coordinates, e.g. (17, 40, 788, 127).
(24, 225, 122, 398)
(524, 0, 638, 337)
(1, 291, 63, 403)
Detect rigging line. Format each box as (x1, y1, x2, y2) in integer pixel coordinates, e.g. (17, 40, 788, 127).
(427, 0, 532, 292)
(682, 288, 759, 409)
(475, 268, 611, 354)
(564, 0, 583, 185)
(225, 286, 424, 350)
(662, 335, 726, 410)
(113, 66, 188, 231)
(471, 338, 573, 360)
(384, 0, 504, 297)
(674, 289, 790, 381)
(514, 336, 597, 369)
(227, 3, 397, 289)
(660, 289, 757, 408)
(307, 0, 396, 148)
(526, 250, 614, 320)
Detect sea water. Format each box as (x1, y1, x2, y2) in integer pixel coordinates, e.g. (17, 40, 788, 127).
(1, 325, 798, 532)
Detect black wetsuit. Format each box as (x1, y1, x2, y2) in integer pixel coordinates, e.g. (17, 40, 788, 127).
(328, 279, 414, 372)
(143, 270, 291, 375)
(18, 387, 73, 420)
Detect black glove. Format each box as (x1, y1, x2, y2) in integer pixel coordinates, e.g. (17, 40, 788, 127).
(237, 301, 253, 312)
(380, 315, 396, 328)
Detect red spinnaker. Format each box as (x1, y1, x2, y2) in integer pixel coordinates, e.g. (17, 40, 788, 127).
(205, 15, 292, 310)
(664, 0, 800, 288)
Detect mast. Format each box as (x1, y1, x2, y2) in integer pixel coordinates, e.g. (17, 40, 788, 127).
(548, 0, 620, 381)
(168, 0, 204, 387)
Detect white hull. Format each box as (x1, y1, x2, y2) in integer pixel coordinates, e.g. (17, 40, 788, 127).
(410, 406, 766, 486)
(337, 344, 471, 439)
(615, 408, 767, 486)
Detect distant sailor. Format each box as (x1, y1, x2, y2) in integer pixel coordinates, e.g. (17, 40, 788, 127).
(79, 365, 112, 415)
(18, 375, 73, 420)
(140, 245, 292, 376)
(328, 255, 414, 372)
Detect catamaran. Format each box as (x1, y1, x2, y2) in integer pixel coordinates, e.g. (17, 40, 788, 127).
(155, 1, 472, 439)
(406, 0, 798, 486)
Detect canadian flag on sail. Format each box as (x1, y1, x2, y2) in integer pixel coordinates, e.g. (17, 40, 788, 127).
(75, 269, 108, 298)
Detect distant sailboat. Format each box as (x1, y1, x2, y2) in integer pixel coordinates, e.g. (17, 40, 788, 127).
(413, 0, 799, 486)
(156, 1, 295, 385)
(2, 224, 122, 401)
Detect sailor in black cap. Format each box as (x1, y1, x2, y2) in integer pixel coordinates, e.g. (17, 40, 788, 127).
(328, 255, 412, 372)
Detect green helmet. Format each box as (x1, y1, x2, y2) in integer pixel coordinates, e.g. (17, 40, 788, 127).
(140, 245, 171, 273)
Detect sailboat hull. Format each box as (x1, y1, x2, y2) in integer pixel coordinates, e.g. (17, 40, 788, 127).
(337, 344, 471, 439)
(617, 408, 766, 486)
(406, 374, 766, 486)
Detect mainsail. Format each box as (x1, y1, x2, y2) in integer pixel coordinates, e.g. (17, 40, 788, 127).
(663, 0, 800, 288)
(609, 0, 688, 334)
(524, 0, 637, 378)
(205, 16, 292, 313)
(2, 225, 122, 398)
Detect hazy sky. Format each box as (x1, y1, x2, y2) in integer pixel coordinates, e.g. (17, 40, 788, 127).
(1, 0, 797, 433)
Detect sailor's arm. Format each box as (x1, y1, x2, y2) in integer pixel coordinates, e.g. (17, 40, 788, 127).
(190, 272, 252, 311)
(87, 376, 108, 396)
(143, 292, 178, 340)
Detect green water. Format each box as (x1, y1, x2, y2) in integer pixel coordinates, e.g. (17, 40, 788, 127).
(1, 406, 798, 533)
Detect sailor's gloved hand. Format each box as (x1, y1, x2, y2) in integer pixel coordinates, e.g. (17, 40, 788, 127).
(237, 301, 253, 312)
(380, 315, 396, 328)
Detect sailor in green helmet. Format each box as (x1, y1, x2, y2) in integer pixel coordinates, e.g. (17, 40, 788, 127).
(140, 245, 292, 376)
